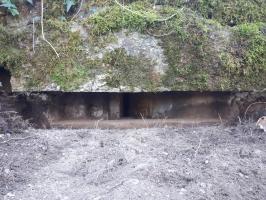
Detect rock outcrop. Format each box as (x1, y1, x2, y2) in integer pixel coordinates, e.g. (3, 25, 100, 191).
(0, 0, 265, 92)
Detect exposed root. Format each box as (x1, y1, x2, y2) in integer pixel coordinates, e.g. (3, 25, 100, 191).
(146, 30, 175, 37)
(41, 0, 60, 57)
(32, 17, 35, 54)
(244, 102, 266, 119)
(114, 0, 182, 22)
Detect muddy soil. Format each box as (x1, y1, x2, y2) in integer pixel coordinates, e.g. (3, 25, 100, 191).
(0, 125, 265, 200)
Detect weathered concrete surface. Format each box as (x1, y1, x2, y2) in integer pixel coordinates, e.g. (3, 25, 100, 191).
(0, 1, 265, 92)
(18, 92, 235, 123)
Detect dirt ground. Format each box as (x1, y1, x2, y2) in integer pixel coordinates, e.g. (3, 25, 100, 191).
(0, 124, 265, 200)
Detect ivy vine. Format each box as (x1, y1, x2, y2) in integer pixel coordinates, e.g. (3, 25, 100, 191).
(0, 0, 76, 16)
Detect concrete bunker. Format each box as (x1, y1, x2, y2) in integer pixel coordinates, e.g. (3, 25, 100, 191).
(14, 91, 238, 128)
(0, 65, 12, 93)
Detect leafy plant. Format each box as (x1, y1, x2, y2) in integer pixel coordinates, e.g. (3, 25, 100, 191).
(0, 0, 19, 16)
(26, 0, 33, 5)
(64, 0, 76, 13)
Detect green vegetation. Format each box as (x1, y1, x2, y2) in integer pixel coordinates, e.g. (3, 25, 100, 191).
(0, 0, 19, 16)
(234, 23, 265, 73)
(170, 0, 266, 26)
(87, 1, 159, 35)
(0, 0, 265, 91)
(218, 22, 266, 90)
(0, 25, 27, 75)
(103, 48, 159, 90)
(221, 23, 265, 75)
(161, 22, 211, 91)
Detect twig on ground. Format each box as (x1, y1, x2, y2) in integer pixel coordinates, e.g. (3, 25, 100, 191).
(41, 0, 60, 57)
(140, 113, 149, 129)
(0, 136, 35, 145)
(244, 102, 266, 119)
(193, 137, 202, 159)
(237, 116, 242, 124)
(161, 115, 168, 129)
(95, 118, 103, 129)
(107, 180, 125, 193)
(71, 0, 84, 21)
(218, 113, 223, 125)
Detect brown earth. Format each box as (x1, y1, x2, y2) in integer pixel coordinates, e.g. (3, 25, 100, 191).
(0, 124, 266, 200)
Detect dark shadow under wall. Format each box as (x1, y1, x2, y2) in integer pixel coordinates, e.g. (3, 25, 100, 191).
(11, 91, 266, 128)
(17, 92, 236, 123)
(0, 65, 12, 94)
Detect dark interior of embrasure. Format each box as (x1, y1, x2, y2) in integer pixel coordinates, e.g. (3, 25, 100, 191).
(15, 91, 236, 124)
(0, 66, 12, 94)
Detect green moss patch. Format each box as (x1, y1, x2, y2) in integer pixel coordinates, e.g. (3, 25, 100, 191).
(86, 1, 160, 35)
(1, 0, 265, 91)
(173, 0, 266, 26)
(103, 48, 160, 91)
(218, 22, 266, 90)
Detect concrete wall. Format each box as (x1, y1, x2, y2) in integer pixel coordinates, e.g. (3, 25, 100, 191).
(125, 92, 231, 120)
(37, 92, 233, 122)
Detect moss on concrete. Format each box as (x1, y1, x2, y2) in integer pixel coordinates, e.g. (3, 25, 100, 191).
(218, 22, 266, 90)
(86, 1, 160, 35)
(170, 0, 265, 26)
(0, 24, 27, 76)
(103, 48, 160, 91)
(0, 0, 265, 92)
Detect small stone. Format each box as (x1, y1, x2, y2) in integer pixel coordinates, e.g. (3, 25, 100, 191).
(254, 149, 262, 156)
(200, 182, 207, 188)
(117, 157, 127, 166)
(239, 148, 251, 158)
(4, 168, 10, 174)
(99, 141, 104, 147)
(199, 188, 206, 194)
(239, 172, 244, 177)
(127, 178, 139, 185)
(6, 193, 15, 197)
(179, 188, 187, 195)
